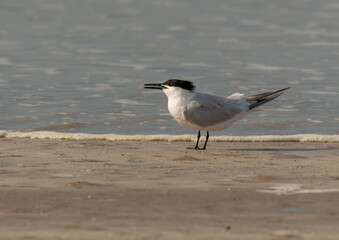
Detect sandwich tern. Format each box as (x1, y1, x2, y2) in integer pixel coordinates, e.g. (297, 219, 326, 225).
(141, 79, 290, 150)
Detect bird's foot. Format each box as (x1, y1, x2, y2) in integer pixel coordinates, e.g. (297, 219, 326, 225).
(186, 146, 206, 150)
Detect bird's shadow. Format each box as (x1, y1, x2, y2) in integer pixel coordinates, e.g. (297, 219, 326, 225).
(229, 147, 330, 152)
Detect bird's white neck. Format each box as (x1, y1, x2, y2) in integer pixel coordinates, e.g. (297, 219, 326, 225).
(162, 86, 193, 99)
(163, 87, 195, 125)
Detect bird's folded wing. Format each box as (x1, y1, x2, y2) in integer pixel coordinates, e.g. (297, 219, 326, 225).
(183, 93, 247, 127)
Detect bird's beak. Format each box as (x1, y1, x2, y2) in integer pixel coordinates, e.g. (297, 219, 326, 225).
(140, 83, 167, 90)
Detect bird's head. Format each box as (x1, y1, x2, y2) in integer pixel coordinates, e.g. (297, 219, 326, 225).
(141, 79, 195, 97)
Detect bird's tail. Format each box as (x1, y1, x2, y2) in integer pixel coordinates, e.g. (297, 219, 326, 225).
(247, 87, 290, 110)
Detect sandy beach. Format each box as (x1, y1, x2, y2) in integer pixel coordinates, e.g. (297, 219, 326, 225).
(0, 138, 339, 239)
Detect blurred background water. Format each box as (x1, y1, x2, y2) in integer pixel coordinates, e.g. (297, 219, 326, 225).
(0, 0, 338, 136)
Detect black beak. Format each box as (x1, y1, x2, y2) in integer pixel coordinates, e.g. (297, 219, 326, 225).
(141, 83, 167, 90)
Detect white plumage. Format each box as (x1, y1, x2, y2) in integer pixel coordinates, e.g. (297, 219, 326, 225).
(142, 79, 290, 150)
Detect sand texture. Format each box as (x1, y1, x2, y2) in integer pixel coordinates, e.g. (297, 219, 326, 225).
(0, 138, 339, 239)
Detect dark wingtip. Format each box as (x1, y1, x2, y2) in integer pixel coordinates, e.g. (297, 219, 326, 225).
(247, 87, 290, 110)
(247, 87, 290, 101)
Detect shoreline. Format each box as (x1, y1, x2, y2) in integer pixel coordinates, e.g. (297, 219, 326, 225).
(0, 138, 338, 239)
(1, 130, 339, 142)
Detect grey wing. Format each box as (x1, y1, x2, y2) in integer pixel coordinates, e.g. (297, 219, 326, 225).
(183, 93, 248, 127)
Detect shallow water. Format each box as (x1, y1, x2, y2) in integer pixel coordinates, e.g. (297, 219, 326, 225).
(0, 0, 338, 136)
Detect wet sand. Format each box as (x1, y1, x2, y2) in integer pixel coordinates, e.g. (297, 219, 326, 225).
(0, 138, 339, 239)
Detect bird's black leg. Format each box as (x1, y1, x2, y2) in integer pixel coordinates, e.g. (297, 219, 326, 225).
(194, 130, 201, 149)
(202, 131, 209, 150)
(187, 130, 201, 150)
(187, 130, 209, 150)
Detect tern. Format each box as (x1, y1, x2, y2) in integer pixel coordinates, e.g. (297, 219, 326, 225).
(141, 79, 290, 150)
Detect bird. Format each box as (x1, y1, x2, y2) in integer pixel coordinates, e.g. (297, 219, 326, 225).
(141, 79, 290, 150)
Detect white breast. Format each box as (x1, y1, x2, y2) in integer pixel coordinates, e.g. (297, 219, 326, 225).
(164, 87, 197, 128)
(167, 93, 189, 124)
